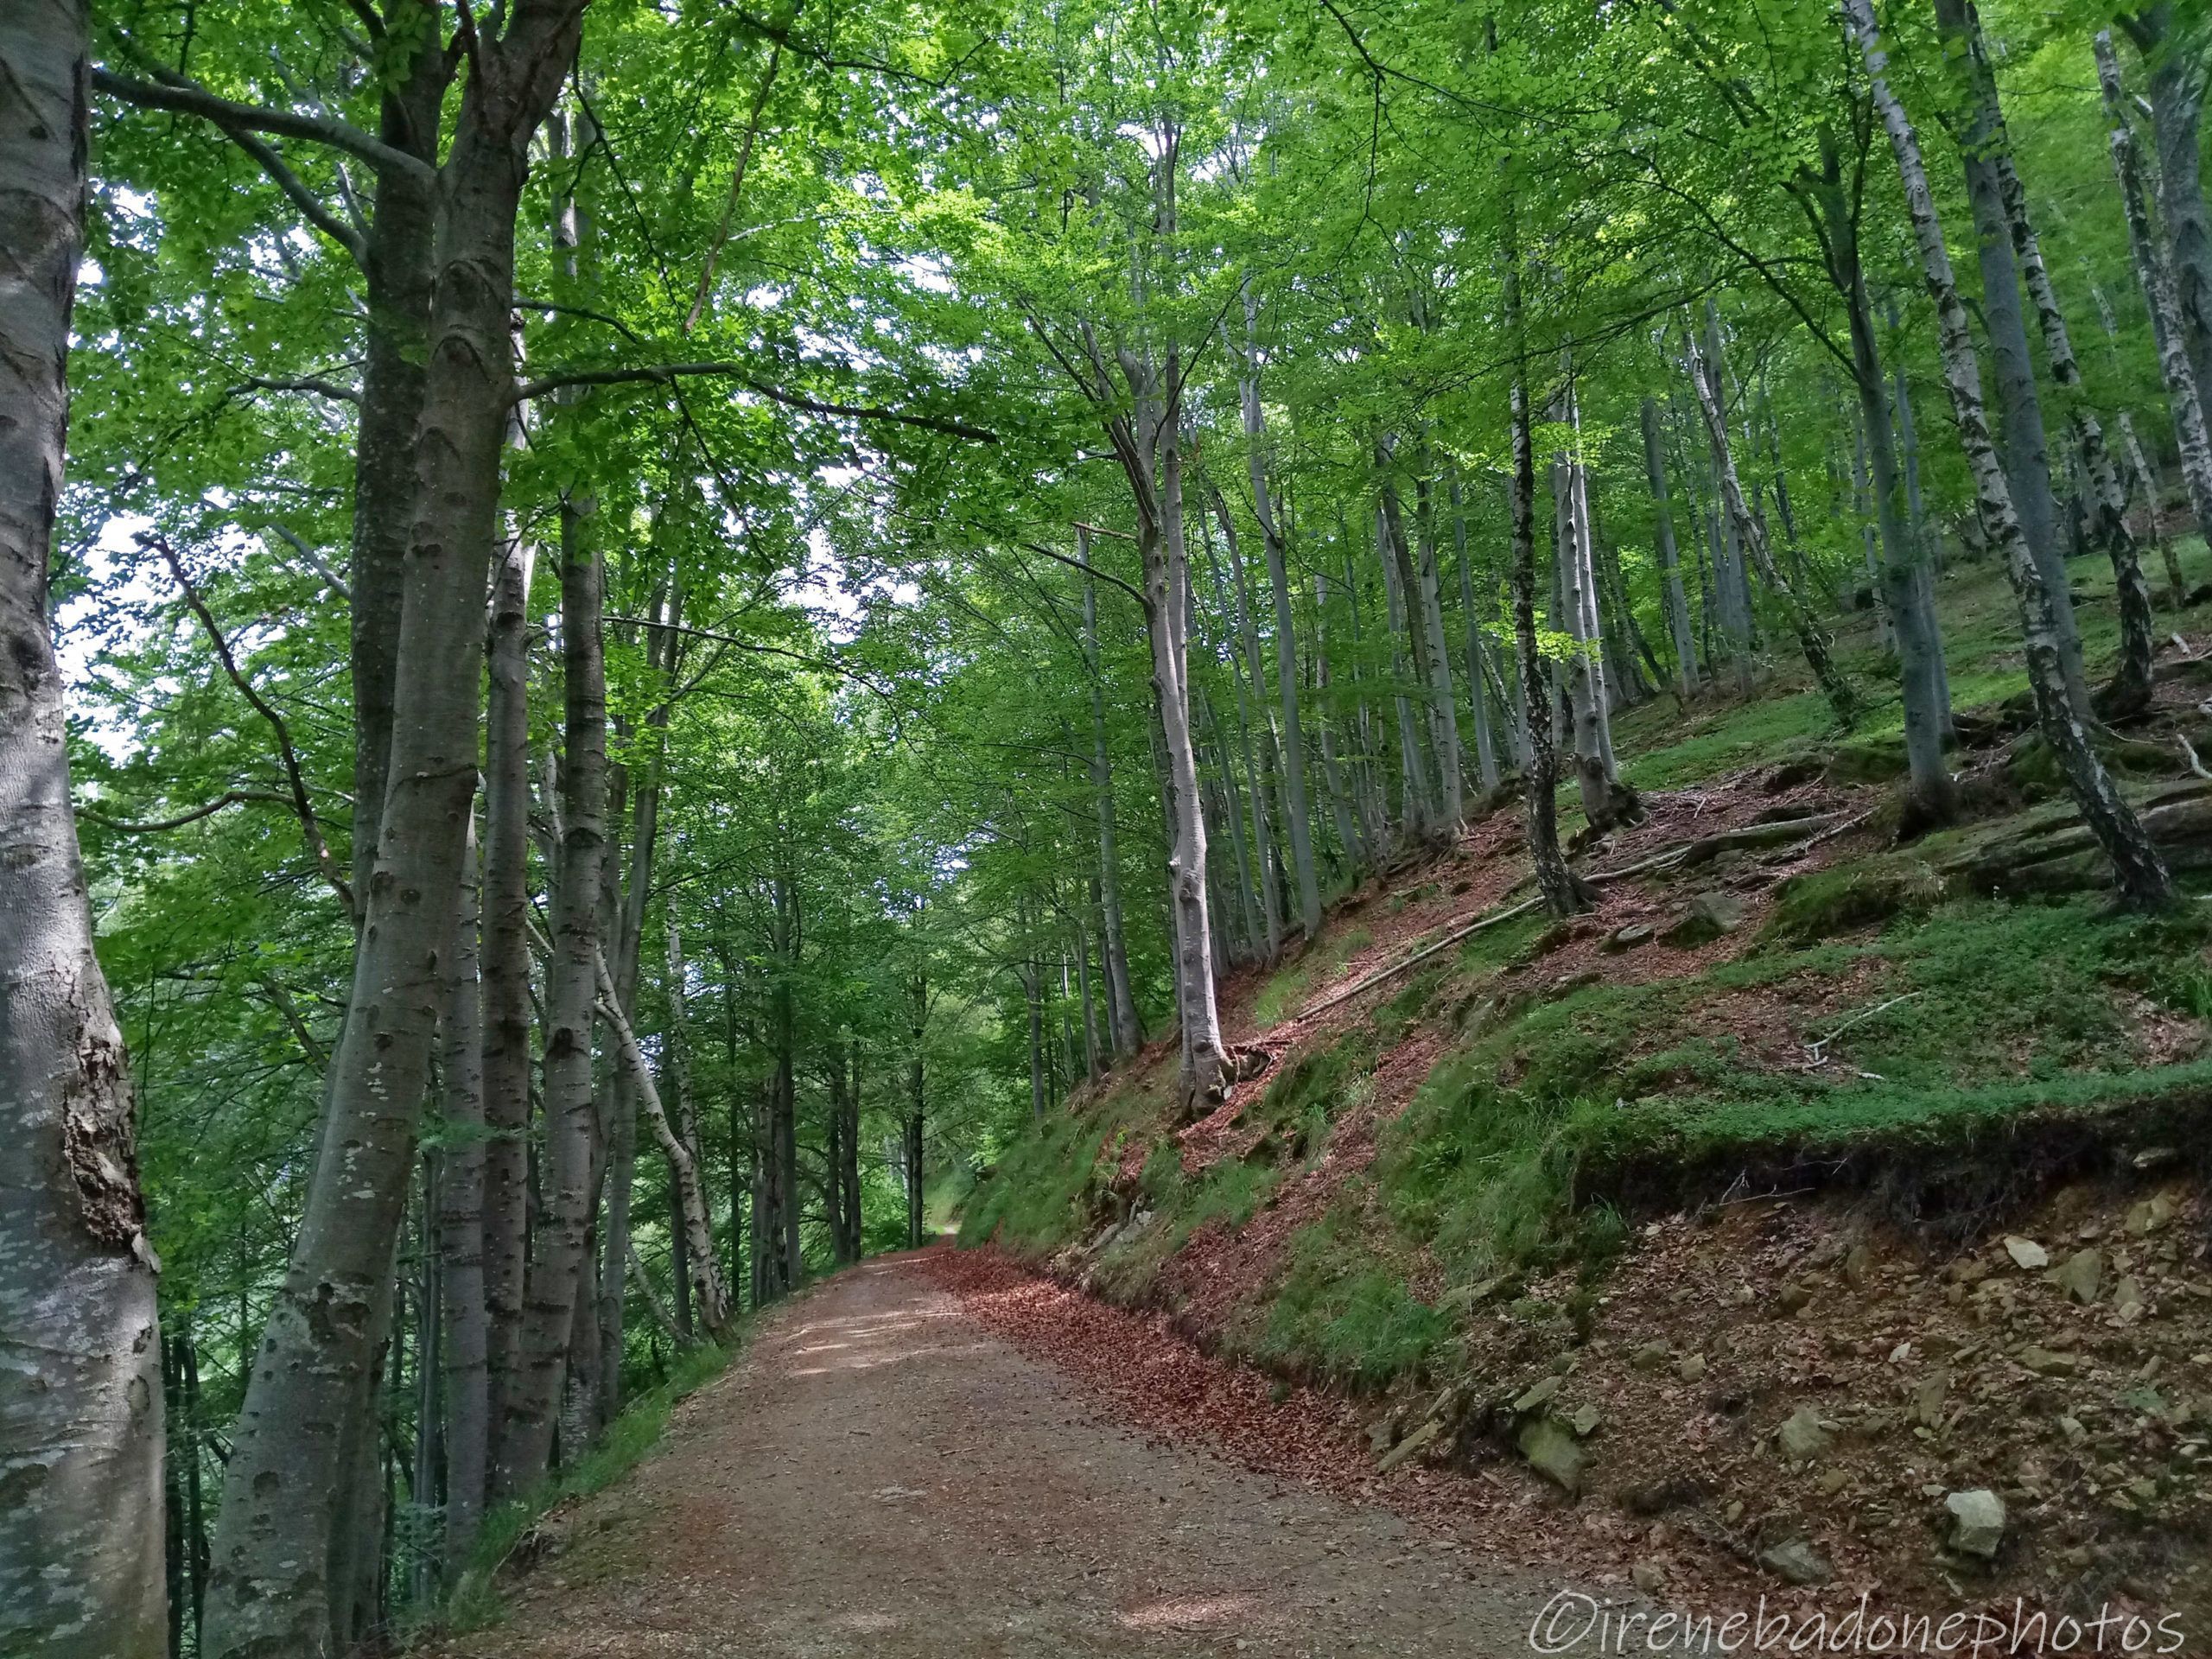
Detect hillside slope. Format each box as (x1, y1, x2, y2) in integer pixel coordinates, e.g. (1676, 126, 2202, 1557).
(957, 548, 2212, 1627)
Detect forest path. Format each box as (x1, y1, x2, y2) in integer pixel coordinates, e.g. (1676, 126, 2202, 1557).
(436, 1249, 1567, 1658)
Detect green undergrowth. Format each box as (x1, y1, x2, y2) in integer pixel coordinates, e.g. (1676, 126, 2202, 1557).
(957, 543, 2212, 1402)
(430, 1331, 748, 1639)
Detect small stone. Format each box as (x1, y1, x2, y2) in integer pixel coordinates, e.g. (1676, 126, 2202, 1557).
(1516, 1414, 1587, 1494)
(1606, 923, 1656, 953)
(1944, 1489, 2005, 1559)
(2058, 1415, 2088, 1446)
(1662, 890, 1746, 946)
(2125, 1195, 2177, 1237)
(2127, 1477, 2158, 1504)
(2016, 1345, 2079, 1377)
(1630, 1560, 1665, 1594)
(1888, 1341, 1913, 1364)
(1630, 1342, 1670, 1375)
(1912, 1371, 1949, 1428)
(2113, 1276, 2147, 1317)
(1842, 1243, 1874, 1288)
(1513, 1376, 1562, 1415)
(1377, 1418, 1441, 1474)
(1777, 1281, 1815, 1316)
(2131, 1147, 2177, 1172)
(2005, 1236, 2050, 1270)
(2054, 1249, 2104, 1305)
(1758, 1539, 1831, 1586)
(1732, 1282, 1756, 1305)
(1777, 1405, 1832, 1463)
(1817, 1468, 1850, 1496)
(1567, 1402, 1604, 1438)
(1676, 1352, 1707, 1383)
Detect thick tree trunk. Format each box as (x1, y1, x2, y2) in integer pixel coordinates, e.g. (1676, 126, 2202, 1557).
(436, 823, 490, 1570)
(2098, 35, 2212, 554)
(0, 7, 166, 1649)
(203, 13, 587, 1651)
(1851, 0, 2171, 909)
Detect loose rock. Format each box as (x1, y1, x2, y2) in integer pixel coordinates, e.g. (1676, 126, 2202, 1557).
(1944, 1489, 2005, 1559)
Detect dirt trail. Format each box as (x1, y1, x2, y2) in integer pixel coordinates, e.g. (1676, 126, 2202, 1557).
(436, 1251, 1568, 1658)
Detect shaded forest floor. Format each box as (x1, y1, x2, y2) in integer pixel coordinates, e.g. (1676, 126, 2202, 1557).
(421, 1252, 1566, 1657)
(957, 540, 2212, 1630)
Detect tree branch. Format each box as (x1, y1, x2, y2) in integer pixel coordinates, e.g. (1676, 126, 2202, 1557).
(145, 535, 359, 923)
(512, 360, 996, 442)
(76, 788, 299, 834)
(92, 66, 435, 186)
(238, 375, 362, 405)
(210, 124, 368, 264)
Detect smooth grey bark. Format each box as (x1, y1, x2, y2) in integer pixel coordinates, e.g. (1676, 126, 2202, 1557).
(2098, 35, 2212, 557)
(1640, 397, 1699, 696)
(1202, 496, 1281, 961)
(1237, 295, 1322, 933)
(906, 973, 926, 1249)
(436, 821, 489, 1571)
(1551, 384, 1637, 826)
(1851, 409, 1895, 651)
(0, 5, 166, 1649)
(1932, 0, 2091, 722)
(1852, 0, 2171, 908)
(1993, 151, 2156, 712)
(1078, 553, 1141, 1058)
(1375, 498, 1432, 839)
(203, 11, 587, 1653)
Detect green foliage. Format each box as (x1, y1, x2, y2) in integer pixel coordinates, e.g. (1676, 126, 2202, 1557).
(1259, 1213, 1456, 1391)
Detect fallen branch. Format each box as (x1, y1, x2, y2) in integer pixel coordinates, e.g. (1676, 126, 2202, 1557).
(1805, 991, 1923, 1066)
(1294, 895, 1542, 1023)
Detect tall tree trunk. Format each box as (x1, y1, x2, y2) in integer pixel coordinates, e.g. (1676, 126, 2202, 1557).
(596, 947, 728, 1338)
(1933, 0, 2091, 721)
(203, 12, 587, 1652)
(436, 822, 490, 1570)
(2098, 34, 2212, 553)
(1311, 569, 1367, 870)
(772, 874, 802, 1292)
(1502, 183, 1590, 918)
(1852, 0, 2172, 908)
(1238, 294, 1323, 933)
(1079, 552, 1141, 1058)
(1640, 396, 1699, 695)
(1448, 470, 1503, 791)
(500, 330, 610, 1494)
(1684, 328, 1859, 728)
(1409, 462, 1467, 826)
(1210, 486, 1287, 960)
(0, 5, 165, 1649)
(478, 528, 533, 1483)
(906, 973, 925, 1249)
(1994, 152, 2156, 713)
(2122, 2, 2212, 441)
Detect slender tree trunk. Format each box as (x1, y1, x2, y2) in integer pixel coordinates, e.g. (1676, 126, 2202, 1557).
(1446, 470, 1503, 792)
(1211, 488, 1288, 959)
(437, 822, 489, 1570)
(2099, 34, 2212, 552)
(1685, 328, 1859, 728)
(1079, 554, 1142, 1058)
(1993, 155, 2156, 712)
(1238, 297, 1323, 933)
(204, 14, 586, 1652)
(1640, 396, 1699, 695)
(906, 973, 925, 1249)
(1852, 0, 2171, 907)
(0, 7, 165, 1648)
(500, 319, 610, 1492)
(2124, 3, 2212, 441)
(1502, 184, 1590, 918)
(1410, 463, 1466, 825)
